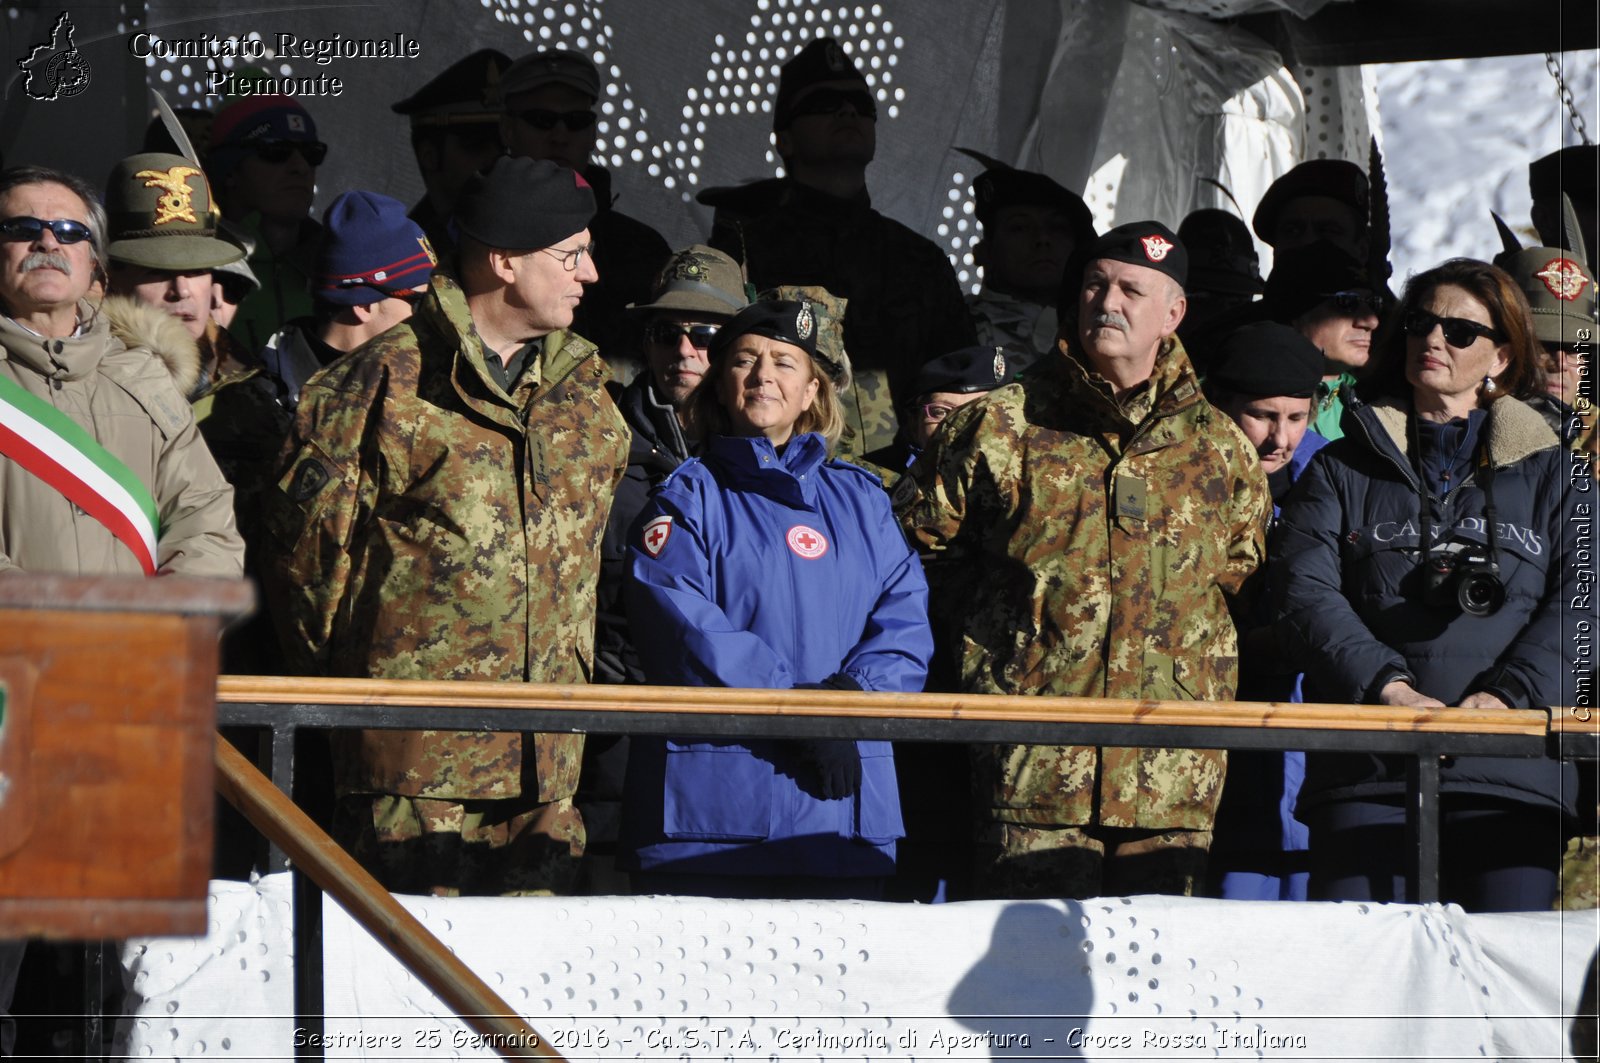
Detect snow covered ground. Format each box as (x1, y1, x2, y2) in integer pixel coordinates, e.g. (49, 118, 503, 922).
(1372, 49, 1598, 287)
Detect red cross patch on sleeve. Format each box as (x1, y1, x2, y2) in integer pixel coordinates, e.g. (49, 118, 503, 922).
(641, 515, 674, 558)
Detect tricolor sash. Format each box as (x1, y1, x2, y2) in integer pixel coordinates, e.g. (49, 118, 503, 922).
(0, 372, 160, 575)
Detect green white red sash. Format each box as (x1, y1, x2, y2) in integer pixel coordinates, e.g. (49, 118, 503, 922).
(0, 373, 159, 575)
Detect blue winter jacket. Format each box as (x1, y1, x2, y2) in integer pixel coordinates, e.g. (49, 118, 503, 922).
(620, 432, 933, 877)
(1272, 394, 1589, 816)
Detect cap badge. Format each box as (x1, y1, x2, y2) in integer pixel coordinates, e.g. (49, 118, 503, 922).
(1140, 234, 1174, 263)
(1537, 257, 1589, 302)
(669, 255, 708, 282)
(419, 236, 438, 267)
(641, 515, 673, 559)
(796, 301, 815, 341)
(992, 348, 1006, 381)
(135, 165, 205, 227)
(786, 524, 828, 560)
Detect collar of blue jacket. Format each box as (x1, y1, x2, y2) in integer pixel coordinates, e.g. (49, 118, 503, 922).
(703, 431, 829, 510)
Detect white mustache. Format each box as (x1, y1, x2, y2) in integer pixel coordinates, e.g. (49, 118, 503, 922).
(21, 252, 72, 275)
(1091, 312, 1129, 332)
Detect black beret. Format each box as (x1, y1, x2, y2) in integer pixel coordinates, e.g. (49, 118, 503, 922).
(1530, 144, 1600, 201)
(774, 37, 865, 130)
(1080, 220, 1188, 288)
(1251, 159, 1368, 246)
(972, 166, 1095, 241)
(1178, 208, 1263, 296)
(1263, 239, 1373, 324)
(1207, 321, 1326, 399)
(709, 299, 837, 376)
(453, 156, 595, 250)
(391, 49, 510, 124)
(912, 345, 1019, 399)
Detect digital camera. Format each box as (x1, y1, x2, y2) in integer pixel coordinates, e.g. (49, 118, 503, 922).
(1422, 548, 1505, 617)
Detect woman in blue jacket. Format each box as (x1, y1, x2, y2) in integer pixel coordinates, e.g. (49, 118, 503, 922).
(1273, 258, 1589, 911)
(619, 299, 933, 899)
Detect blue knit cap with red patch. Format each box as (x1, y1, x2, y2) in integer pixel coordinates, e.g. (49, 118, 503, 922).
(316, 191, 437, 306)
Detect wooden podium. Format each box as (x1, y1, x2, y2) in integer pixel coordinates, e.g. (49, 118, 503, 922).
(0, 574, 253, 940)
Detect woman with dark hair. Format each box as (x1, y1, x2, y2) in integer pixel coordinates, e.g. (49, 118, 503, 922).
(618, 298, 932, 900)
(1272, 257, 1588, 911)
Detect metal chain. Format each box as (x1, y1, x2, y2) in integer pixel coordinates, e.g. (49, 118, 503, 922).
(1545, 51, 1592, 145)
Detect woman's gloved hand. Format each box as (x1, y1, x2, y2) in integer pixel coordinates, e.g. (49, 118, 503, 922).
(791, 672, 864, 798)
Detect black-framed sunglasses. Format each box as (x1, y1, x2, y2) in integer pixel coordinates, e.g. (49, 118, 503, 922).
(789, 86, 878, 121)
(516, 108, 598, 132)
(1403, 308, 1505, 349)
(0, 216, 92, 244)
(646, 322, 719, 349)
(1324, 289, 1384, 317)
(253, 139, 329, 166)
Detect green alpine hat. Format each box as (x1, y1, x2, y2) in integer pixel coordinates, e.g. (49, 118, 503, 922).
(103, 152, 243, 271)
(1499, 246, 1598, 347)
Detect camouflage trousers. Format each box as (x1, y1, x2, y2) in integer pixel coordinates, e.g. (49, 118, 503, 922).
(974, 821, 1213, 901)
(333, 793, 585, 897)
(1560, 836, 1600, 911)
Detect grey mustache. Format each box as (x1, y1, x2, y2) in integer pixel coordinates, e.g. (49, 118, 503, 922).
(1091, 312, 1129, 332)
(20, 252, 72, 276)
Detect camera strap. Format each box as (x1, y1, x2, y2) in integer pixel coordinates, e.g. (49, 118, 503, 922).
(1408, 407, 1500, 572)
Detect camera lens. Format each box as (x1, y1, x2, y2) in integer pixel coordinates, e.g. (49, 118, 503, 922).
(1457, 572, 1505, 617)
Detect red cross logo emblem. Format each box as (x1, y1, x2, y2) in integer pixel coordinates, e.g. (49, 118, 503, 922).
(1140, 234, 1173, 262)
(786, 524, 828, 560)
(641, 515, 673, 558)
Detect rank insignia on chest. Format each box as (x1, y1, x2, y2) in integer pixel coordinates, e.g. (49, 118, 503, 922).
(641, 515, 674, 558)
(1113, 471, 1147, 521)
(786, 524, 828, 559)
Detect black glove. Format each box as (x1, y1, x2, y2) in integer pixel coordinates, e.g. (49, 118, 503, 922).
(795, 738, 862, 800)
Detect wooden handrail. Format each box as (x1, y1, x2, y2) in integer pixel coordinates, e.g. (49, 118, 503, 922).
(218, 675, 1555, 737)
(213, 735, 567, 1062)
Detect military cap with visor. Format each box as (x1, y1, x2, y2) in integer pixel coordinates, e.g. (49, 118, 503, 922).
(500, 48, 601, 101)
(452, 156, 596, 250)
(392, 49, 510, 127)
(103, 151, 244, 271)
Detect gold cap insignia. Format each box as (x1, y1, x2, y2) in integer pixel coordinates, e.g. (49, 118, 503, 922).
(134, 165, 205, 227)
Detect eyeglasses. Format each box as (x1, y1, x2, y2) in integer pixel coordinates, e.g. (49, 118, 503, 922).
(645, 322, 719, 349)
(1403, 308, 1505, 349)
(0, 216, 92, 244)
(538, 241, 596, 271)
(788, 87, 878, 121)
(515, 108, 598, 132)
(919, 402, 957, 424)
(1323, 289, 1384, 317)
(253, 140, 329, 166)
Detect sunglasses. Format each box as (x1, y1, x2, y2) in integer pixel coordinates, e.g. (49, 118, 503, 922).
(1323, 289, 1384, 317)
(0, 216, 92, 244)
(253, 139, 329, 166)
(515, 108, 598, 132)
(1403, 308, 1505, 349)
(788, 86, 878, 121)
(646, 322, 719, 349)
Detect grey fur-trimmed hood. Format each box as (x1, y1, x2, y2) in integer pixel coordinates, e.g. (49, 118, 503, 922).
(101, 294, 201, 399)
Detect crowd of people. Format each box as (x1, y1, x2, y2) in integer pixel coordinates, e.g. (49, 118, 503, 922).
(1, 38, 1597, 1028)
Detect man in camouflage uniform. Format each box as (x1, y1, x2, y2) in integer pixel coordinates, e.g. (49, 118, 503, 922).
(896, 221, 1272, 899)
(702, 37, 975, 457)
(264, 157, 629, 896)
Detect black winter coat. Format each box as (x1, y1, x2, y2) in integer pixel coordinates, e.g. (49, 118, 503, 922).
(1272, 393, 1591, 817)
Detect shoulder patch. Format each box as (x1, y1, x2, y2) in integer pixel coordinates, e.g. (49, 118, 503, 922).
(641, 514, 674, 558)
(287, 457, 332, 503)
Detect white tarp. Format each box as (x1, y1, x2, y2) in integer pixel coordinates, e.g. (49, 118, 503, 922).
(117, 873, 1598, 1060)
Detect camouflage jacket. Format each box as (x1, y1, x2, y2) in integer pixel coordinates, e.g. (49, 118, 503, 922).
(263, 275, 629, 802)
(709, 179, 976, 455)
(894, 335, 1271, 829)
